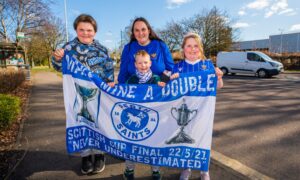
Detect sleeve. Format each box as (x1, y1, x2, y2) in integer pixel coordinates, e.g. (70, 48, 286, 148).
(161, 41, 174, 72)
(51, 56, 62, 72)
(105, 58, 115, 83)
(118, 45, 130, 83)
(154, 75, 161, 84)
(51, 43, 69, 72)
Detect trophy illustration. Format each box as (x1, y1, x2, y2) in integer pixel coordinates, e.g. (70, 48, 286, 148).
(75, 83, 98, 122)
(166, 99, 197, 144)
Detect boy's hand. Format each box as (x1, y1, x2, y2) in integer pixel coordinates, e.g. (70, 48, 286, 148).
(157, 81, 166, 87)
(107, 82, 116, 87)
(170, 73, 179, 80)
(53, 48, 65, 61)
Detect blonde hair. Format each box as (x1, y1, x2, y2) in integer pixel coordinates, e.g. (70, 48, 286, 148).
(181, 32, 206, 60)
(134, 50, 150, 61)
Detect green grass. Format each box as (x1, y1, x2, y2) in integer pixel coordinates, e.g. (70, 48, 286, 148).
(31, 66, 62, 77)
(0, 94, 21, 129)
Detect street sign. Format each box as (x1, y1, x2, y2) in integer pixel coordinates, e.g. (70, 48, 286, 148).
(17, 32, 25, 39)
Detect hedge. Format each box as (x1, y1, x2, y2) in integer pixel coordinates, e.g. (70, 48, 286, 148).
(0, 94, 21, 129)
(0, 69, 26, 93)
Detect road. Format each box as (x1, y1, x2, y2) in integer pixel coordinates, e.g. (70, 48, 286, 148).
(212, 73, 300, 179)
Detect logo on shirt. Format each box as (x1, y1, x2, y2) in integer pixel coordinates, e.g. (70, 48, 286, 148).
(150, 53, 157, 58)
(111, 102, 159, 141)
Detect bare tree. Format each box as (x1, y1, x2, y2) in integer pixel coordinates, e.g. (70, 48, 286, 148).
(158, 7, 236, 58)
(0, 0, 52, 42)
(27, 15, 65, 67)
(184, 7, 235, 57)
(158, 21, 185, 52)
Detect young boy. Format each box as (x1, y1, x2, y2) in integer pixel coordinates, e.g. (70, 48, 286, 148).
(126, 50, 166, 86)
(123, 50, 164, 180)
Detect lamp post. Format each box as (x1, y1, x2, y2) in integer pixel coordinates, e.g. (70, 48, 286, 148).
(278, 28, 284, 54)
(64, 0, 69, 42)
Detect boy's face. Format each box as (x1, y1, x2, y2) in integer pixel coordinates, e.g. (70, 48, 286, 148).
(135, 55, 152, 74)
(76, 22, 96, 44)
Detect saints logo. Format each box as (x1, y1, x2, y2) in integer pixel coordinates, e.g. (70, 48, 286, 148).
(111, 102, 159, 141)
(150, 53, 157, 58)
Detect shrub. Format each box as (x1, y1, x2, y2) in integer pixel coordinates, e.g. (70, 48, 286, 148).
(0, 94, 21, 129)
(0, 69, 26, 93)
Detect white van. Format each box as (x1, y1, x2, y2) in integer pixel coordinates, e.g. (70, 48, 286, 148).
(217, 51, 284, 78)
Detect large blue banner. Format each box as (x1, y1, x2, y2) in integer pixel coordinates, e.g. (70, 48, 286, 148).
(62, 54, 217, 171)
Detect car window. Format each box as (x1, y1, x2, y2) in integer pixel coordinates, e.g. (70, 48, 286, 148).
(247, 53, 264, 62)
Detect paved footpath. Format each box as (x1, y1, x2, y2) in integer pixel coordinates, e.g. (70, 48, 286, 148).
(9, 71, 243, 180)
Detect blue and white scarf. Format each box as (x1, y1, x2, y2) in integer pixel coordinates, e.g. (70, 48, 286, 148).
(135, 69, 153, 84)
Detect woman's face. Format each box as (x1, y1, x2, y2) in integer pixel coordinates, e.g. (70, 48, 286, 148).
(133, 21, 150, 46)
(76, 22, 96, 44)
(183, 38, 200, 61)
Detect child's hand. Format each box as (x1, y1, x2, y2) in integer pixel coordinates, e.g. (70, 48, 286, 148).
(157, 81, 166, 87)
(53, 48, 65, 61)
(215, 67, 224, 89)
(170, 73, 179, 80)
(107, 82, 116, 87)
(215, 67, 223, 80)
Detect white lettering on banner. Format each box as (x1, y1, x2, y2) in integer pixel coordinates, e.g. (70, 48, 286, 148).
(143, 86, 153, 100)
(162, 75, 215, 97)
(132, 145, 163, 156)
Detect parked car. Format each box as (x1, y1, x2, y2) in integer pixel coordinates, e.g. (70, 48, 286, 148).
(217, 51, 284, 78)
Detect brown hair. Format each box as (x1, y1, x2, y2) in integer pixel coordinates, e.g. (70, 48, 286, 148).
(73, 14, 98, 32)
(134, 50, 151, 61)
(130, 17, 161, 43)
(181, 32, 206, 60)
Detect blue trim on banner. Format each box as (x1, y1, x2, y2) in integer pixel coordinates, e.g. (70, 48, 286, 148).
(66, 126, 210, 171)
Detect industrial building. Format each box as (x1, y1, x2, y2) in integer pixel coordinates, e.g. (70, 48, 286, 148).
(233, 32, 300, 53)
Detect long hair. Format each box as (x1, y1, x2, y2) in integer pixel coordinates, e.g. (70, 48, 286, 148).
(181, 32, 206, 60)
(129, 17, 161, 43)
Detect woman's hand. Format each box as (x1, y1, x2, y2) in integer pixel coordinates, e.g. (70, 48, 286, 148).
(170, 73, 179, 80)
(53, 49, 65, 61)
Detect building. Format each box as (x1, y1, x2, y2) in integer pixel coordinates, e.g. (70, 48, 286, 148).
(0, 42, 25, 67)
(233, 32, 300, 53)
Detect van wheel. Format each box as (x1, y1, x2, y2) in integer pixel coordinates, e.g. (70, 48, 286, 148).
(257, 69, 267, 78)
(221, 67, 228, 75)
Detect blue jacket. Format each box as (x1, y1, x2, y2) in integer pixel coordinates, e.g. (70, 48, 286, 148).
(52, 38, 114, 82)
(118, 40, 174, 83)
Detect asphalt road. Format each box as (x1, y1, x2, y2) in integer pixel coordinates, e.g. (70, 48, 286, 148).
(212, 73, 300, 179)
(8, 72, 238, 180)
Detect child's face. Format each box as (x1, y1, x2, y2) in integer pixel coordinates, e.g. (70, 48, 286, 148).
(183, 37, 200, 61)
(135, 55, 152, 74)
(76, 22, 96, 44)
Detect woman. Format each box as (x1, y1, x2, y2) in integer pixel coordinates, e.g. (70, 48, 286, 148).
(171, 32, 223, 180)
(52, 14, 114, 175)
(118, 17, 174, 180)
(118, 17, 174, 84)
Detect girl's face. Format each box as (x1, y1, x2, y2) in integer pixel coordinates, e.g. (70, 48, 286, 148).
(135, 55, 152, 74)
(133, 21, 150, 46)
(76, 22, 96, 44)
(183, 38, 201, 62)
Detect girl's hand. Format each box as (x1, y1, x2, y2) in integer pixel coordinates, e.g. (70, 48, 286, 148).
(170, 73, 179, 80)
(215, 67, 223, 80)
(53, 49, 65, 61)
